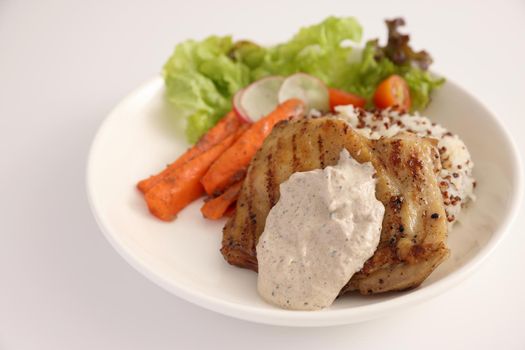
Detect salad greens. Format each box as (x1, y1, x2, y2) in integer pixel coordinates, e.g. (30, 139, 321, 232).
(340, 18, 443, 110)
(163, 36, 251, 142)
(163, 17, 443, 143)
(249, 17, 362, 87)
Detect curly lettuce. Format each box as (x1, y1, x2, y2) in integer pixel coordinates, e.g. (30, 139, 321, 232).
(163, 36, 252, 143)
(163, 17, 362, 143)
(163, 17, 442, 143)
(341, 19, 444, 110)
(253, 16, 362, 86)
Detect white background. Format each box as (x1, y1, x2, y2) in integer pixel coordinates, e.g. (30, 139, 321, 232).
(1, 0, 524, 349)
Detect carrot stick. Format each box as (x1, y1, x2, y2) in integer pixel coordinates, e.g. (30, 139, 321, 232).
(328, 88, 366, 111)
(223, 206, 236, 218)
(201, 99, 305, 195)
(144, 125, 247, 221)
(137, 111, 242, 193)
(201, 181, 243, 220)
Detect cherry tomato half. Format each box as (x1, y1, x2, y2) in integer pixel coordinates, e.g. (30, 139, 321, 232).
(372, 75, 411, 112)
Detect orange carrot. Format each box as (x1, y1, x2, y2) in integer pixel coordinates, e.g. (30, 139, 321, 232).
(201, 181, 243, 220)
(201, 99, 305, 195)
(328, 88, 366, 111)
(223, 206, 236, 218)
(144, 125, 247, 221)
(137, 111, 243, 193)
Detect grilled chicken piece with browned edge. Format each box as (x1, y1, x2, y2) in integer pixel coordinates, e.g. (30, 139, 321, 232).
(221, 117, 449, 294)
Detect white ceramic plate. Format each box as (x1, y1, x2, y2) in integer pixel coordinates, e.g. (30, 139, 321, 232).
(87, 75, 522, 327)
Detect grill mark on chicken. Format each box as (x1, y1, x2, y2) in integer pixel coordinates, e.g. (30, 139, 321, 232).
(291, 133, 299, 172)
(265, 153, 276, 207)
(390, 139, 402, 168)
(245, 172, 256, 251)
(317, 133, 326, 168)
(222, 117, 449, 295)
(342, 122, 349, 135)
(407, 153, 423, 182)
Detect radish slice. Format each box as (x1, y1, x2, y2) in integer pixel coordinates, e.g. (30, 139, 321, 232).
(232, 88, 251, 123)
(233, 76, 285, 122)
(278, 73, 329, 112)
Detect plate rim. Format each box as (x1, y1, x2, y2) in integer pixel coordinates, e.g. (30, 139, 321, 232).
(86, 75, 524, 327)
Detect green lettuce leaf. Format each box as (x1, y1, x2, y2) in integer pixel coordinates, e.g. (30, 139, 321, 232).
(342, 40, 444, 110)
(403, 68, 444, 111)
(228, 40, 267, 71)
(163, 36, 251, 143)
(163, 18, 363, 143)
(254, 16, 362, 87)
(163, 17, 441, 143)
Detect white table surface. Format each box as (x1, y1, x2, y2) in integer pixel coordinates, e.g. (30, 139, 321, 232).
(1, 0, 524, 349)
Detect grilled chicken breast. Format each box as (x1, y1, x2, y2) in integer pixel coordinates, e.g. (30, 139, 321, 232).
(221, 117, 449, 294)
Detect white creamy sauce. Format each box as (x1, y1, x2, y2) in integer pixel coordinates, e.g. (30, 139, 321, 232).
(256, 150, 385, 310)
